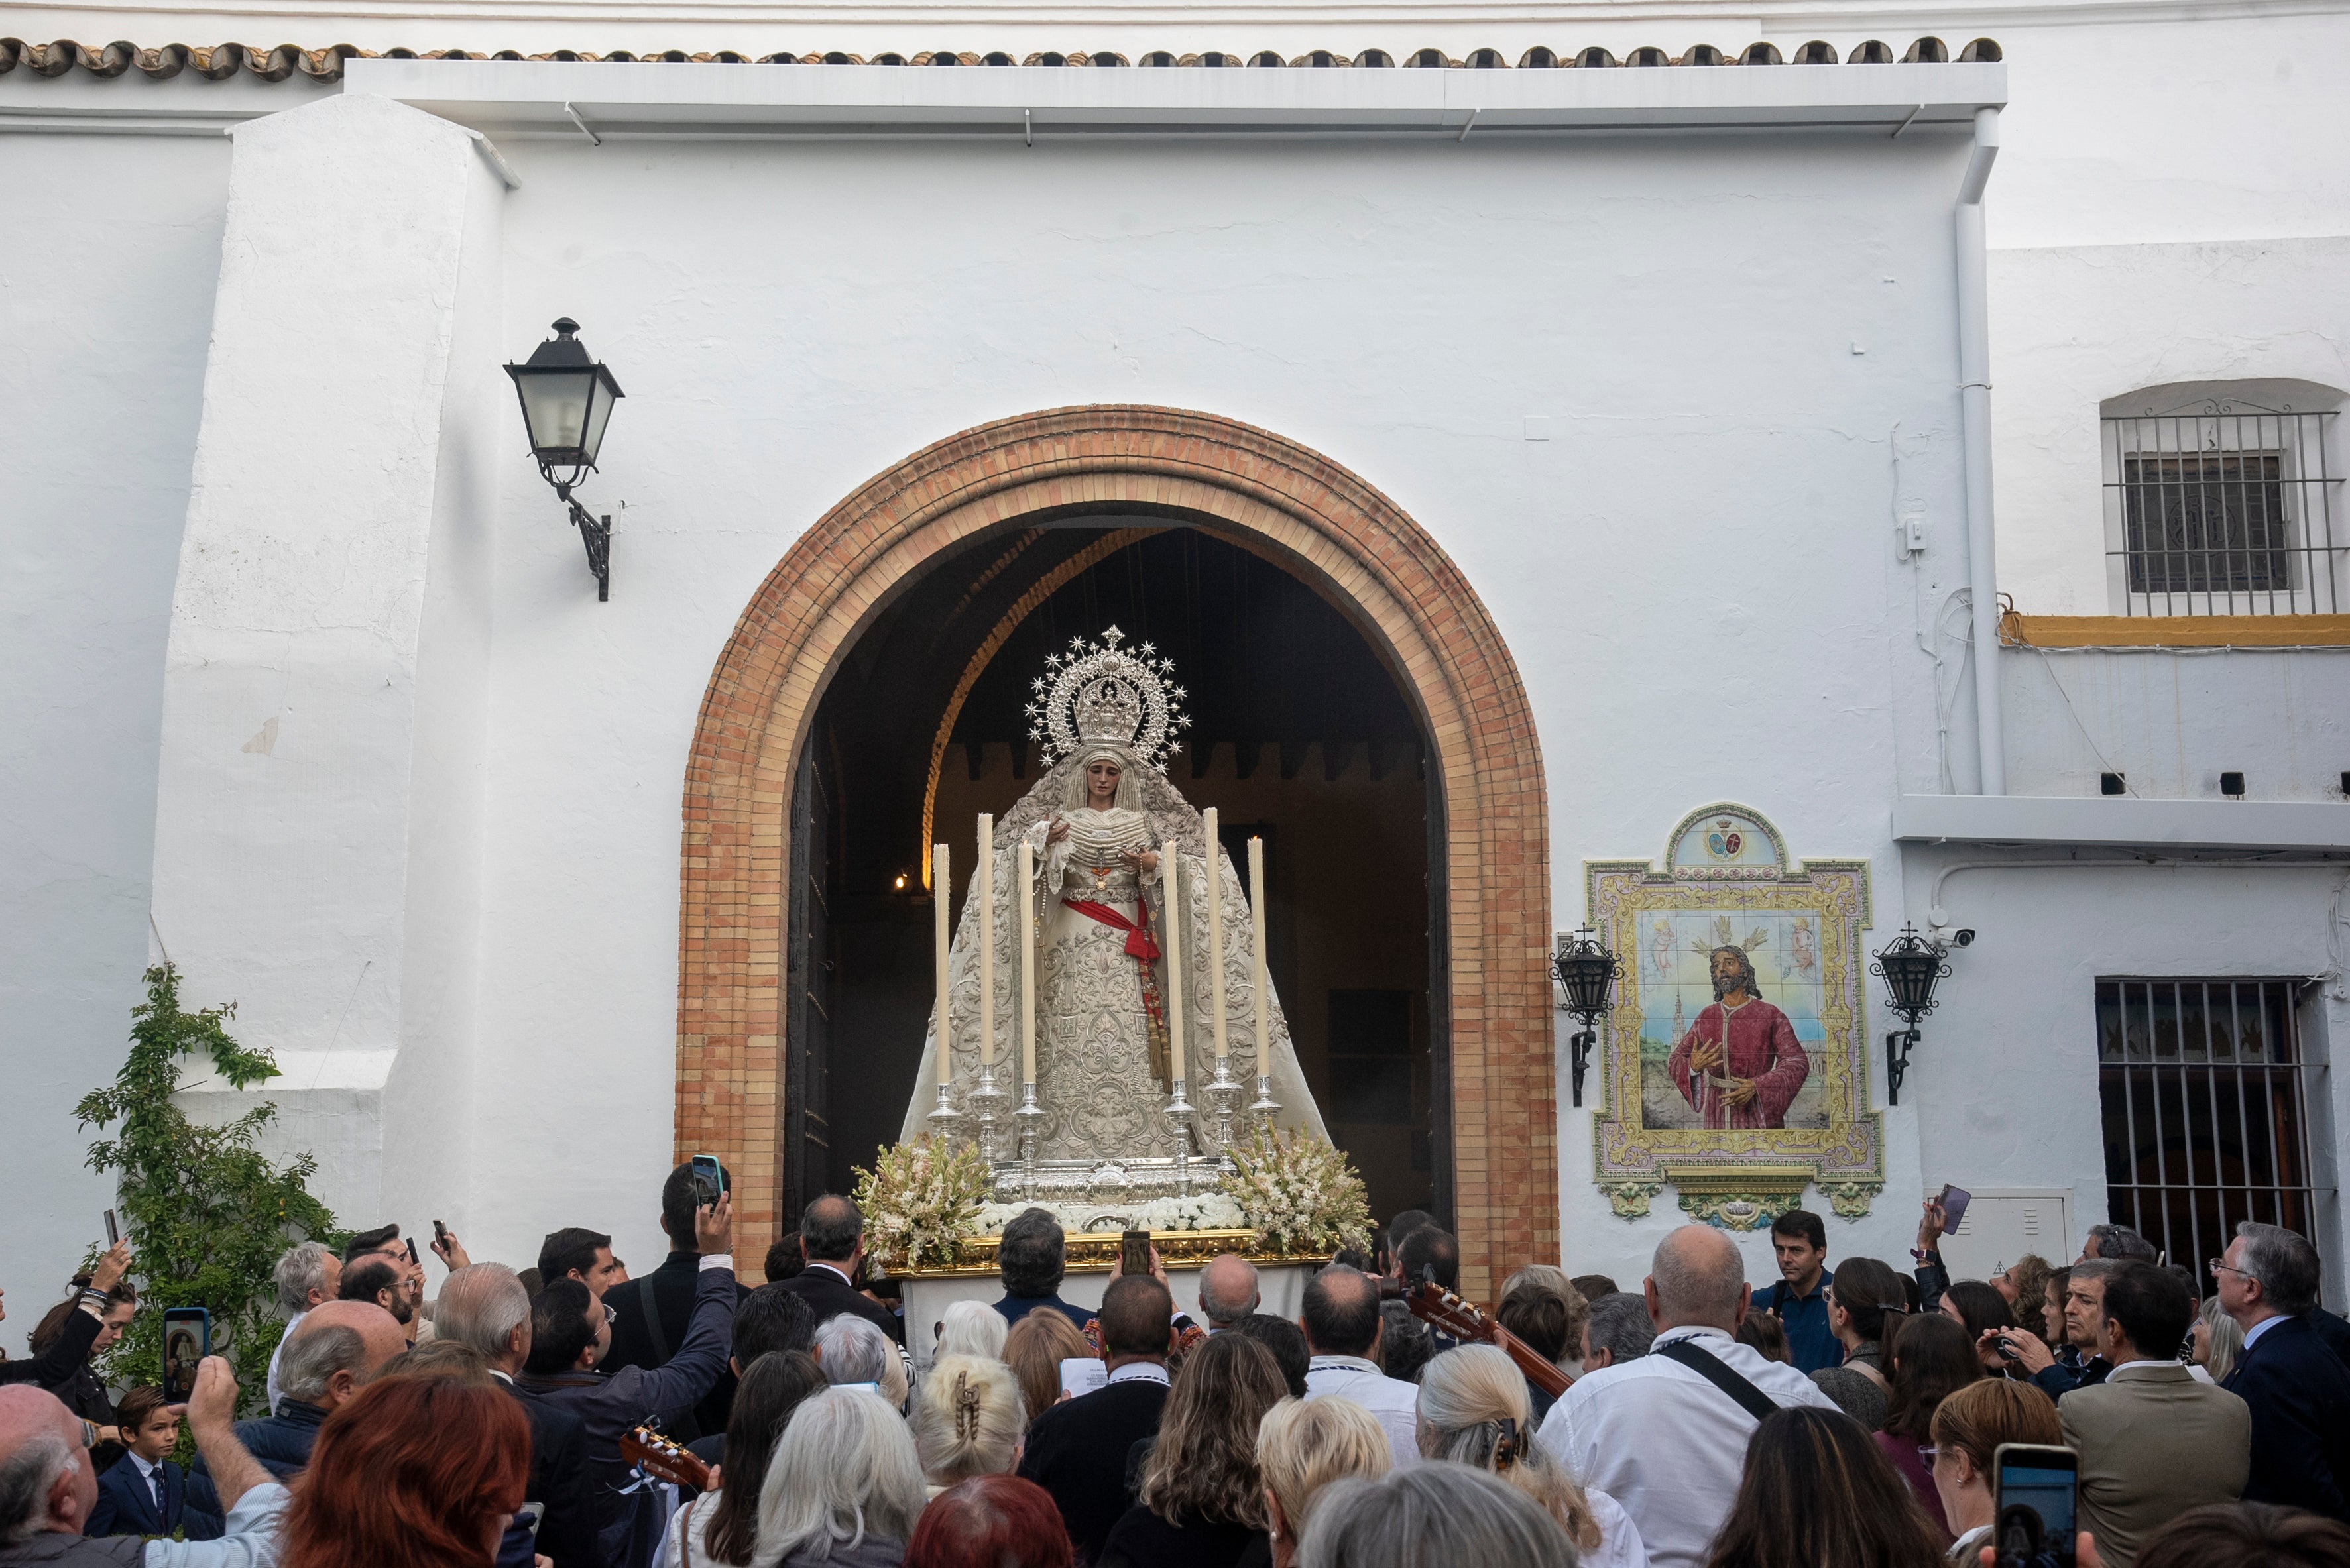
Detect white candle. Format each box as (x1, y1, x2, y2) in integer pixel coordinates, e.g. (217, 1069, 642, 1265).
(1205, 808, 1228, 1058)
(934, 842, 952, 1086)
(1250, 836, 1268, 1068)
(976, 816, 995, 1068)
(1162, 841, 1184, 1081)
(1018, 838, 1037, 1086)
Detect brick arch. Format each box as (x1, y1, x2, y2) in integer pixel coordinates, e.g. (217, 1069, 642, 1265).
(677, 406, 1551, 1296)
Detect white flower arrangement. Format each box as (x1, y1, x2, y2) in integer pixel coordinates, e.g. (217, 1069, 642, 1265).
(972, 1192, 1247, 1237)
(1218, 1127, 1374, 1257)
(851, 1135, 992, 1270)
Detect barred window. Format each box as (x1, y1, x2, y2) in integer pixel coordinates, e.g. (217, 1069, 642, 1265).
(2097, 978, 2318, 1270)
(2101, 384, 2343, 616)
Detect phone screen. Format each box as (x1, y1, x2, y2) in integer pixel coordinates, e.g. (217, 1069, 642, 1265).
(103, 1209, 119, 1246)
(691, 1154, 723, 1205)
(1120, 1229, 1152, 1278)
(162, 1308, 210, 1403)
(1996, 1448, 2078, 1568)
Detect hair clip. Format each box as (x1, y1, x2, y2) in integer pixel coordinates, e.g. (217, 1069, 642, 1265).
(954, 1370, 980, 1441)
(1492, 1416, 1519, 1471)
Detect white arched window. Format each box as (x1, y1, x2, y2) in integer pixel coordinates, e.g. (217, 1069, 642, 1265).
(2100, 379, 2345, 616)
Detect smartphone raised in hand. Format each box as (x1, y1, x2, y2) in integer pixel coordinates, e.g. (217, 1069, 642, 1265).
(691, 1154, 724, 1207)
(406, 1237, 421, 1268)
(162, 1306, 211, 1403)
(103, 1209, 119, 1246)
(1992, 1442, 2079, 1568)
(1120, 1229, 1153, 1279)
(1938, 1184, 1973, 1233)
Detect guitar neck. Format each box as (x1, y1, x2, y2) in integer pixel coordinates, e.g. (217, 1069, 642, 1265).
(1484, 1321, 1572, 1400)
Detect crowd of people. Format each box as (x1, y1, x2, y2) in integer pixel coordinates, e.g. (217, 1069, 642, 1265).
(5, 1169, 2349, 1568)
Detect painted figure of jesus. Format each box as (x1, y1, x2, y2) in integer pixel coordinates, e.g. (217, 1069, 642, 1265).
(1665, 946, 1810, 1129)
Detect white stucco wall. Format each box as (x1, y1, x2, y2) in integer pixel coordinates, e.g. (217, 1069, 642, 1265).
(0, 131, 229, 1315)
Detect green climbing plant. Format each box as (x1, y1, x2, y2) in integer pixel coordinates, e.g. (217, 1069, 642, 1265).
(76, 964, 337, 1412)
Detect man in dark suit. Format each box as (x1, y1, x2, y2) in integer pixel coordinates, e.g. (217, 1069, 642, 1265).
(437, 1262, 597, 1568)
(601, 1159, 755, 1439)
(774, 1194, 904, 1344)
(198, 1299, 405, 1483)
(2217, 1221, 2350, 1520)
(991, 1208, 1098, 1331)
(83, 1386, 224, 1540)
(1017, 1274, 1175, 1563)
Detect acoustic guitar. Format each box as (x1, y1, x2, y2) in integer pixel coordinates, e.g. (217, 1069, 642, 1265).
(620, 1424, 714, 1492)
(1404, 1280, 1573, 1400)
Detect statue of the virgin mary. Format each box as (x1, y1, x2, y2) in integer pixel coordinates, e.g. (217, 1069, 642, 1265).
(900, 628, 1328, 1177)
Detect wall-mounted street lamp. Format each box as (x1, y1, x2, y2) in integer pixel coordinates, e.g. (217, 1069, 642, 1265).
(1870, 923, 1953, 1105)
(1553, 926, 1621, 1109)
(504, 317, 624, 601)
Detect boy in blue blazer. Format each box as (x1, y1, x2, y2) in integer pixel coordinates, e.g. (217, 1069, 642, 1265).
(84, 1385, 225, 1541)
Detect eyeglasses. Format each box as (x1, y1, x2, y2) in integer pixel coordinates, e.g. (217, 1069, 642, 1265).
(2207, 1258, 2259, 1282)
(603, 1303, 618, 1324)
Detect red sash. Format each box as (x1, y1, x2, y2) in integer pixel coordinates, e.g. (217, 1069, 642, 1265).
(1061, 898, 1162, 963)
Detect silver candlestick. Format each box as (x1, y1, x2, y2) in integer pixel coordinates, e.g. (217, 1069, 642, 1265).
(925, 1082, 965, 1144)
(969, 1061, 1009, 1162)
(1014, 1082, 1045, 1198)
(1248, 1072, 1281, 1130)
(1166, 1076, 1197, 1196)
(1205, 1056, 1242, 1172)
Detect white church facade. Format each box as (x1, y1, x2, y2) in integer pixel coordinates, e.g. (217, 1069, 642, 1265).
(5, 0, 2348, 1308)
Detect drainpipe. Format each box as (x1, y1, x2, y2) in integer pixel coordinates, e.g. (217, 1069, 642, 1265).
(1956, 105, 2005, 795)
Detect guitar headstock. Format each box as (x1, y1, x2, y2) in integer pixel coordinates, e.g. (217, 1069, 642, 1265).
(621, 1424, 711, 1490)
(1406, 1280, 1498, 1345)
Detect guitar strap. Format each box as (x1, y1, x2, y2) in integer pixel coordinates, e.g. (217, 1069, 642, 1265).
(637, 1277, 670, 1363)
(1655, 1338, 1779, 1422)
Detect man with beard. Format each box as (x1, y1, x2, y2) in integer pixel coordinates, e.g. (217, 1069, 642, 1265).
(1665, 945, 1809, 1129)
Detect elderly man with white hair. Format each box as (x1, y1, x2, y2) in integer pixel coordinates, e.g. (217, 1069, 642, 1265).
(437, 1263, 597, 1568)
(263, 1241, 341, 1412)
(813, 1315, 909, 1412)
(0, 1357, 284, 1566)
(1537, 1224, 1837, 1568)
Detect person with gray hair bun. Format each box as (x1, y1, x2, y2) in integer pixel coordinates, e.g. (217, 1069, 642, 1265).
(752, 1386, 925, 1567)
(1582, 1292, 1657, 1373)
(436, 1262, 597, 1568)
(1539, 1226, 1836, 1568)
(910, 1355, 1026, 1495)
(2214, 1220, 2350, 1519)
(1294, 1464, 1577, 1568)
(1417, 1343, 1646, 1568)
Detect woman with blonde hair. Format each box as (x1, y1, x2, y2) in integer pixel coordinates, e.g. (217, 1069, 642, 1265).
(1928, 1377, 2064, 1563)
(1415, 1343, 1649, 1568)
(2190, 1294, 2242, 1385)
(1256, 1396, 1389, 1568)
(934, 1300, 1010, 1363)
(1099, 1333, 1289, 1568)
(912, 1355, 1028, 1495)
(1002, 1310, 1092, 1423)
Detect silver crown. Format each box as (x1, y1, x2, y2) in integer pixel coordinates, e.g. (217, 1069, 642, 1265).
(1025, 626, 1189, 772)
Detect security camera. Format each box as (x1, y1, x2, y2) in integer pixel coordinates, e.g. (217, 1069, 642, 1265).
(1951, 928, 1976, 948)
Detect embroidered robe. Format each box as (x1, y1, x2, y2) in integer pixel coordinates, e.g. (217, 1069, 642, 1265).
(1665, 996, 1809, 1129)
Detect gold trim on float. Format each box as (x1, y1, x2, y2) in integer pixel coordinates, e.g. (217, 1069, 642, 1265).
(891, 1227, 1324, 1279)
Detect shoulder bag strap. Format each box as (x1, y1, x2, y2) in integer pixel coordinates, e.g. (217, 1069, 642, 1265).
(638, 1276, 672, 1364)
(1655, 1337, 1781, 1422)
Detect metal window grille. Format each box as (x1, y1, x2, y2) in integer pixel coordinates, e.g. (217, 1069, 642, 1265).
(2101, 400, 2343, 615)
(2096, 978, 2317, 1272)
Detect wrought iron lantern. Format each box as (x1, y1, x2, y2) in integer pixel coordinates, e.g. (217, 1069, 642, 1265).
(1869, 923, 1952, 1105)
(1553, 926, 1621, 1108)
(504, 317, 624, 600)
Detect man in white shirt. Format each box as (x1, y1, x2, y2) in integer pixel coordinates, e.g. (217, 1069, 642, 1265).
(263, 1240, 341, 1411)
(1539, 1225, 1838, 1568)
(1301, 1264, 1421, 1470)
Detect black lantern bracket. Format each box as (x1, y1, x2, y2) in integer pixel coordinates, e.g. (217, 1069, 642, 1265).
(1869, 922, 1954, 1106)
(504, 317, 624, 602)
(1553, 925, 1622, 1109)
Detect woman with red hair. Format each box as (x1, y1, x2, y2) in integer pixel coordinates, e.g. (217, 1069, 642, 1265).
(278, 1369, 532, 1568)
(906, 1475, 1073, 1568)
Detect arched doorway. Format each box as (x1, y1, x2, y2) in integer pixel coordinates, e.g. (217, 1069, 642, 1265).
(676, 406, 1552, 1296)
